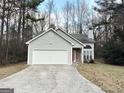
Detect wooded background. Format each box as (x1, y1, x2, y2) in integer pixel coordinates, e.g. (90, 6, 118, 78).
(0, 0, 124, 65)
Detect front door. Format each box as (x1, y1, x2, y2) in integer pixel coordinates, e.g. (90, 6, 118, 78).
(72, 48, 81, 63)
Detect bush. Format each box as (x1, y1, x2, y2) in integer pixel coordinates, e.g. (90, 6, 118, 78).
(103, 42, 124, 65)
(89, 59, 95, 63)
(84, 59, 95, 64)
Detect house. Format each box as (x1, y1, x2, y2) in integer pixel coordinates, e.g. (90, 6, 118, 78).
(26, 27, 95, 65)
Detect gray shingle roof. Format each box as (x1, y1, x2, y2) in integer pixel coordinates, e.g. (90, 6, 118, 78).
(70, 34, 95, 43)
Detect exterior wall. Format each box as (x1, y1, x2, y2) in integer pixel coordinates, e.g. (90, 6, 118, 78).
(57, 30, 84, 63)
(57, 30, 83, 48)
(28, 31, 72, 65)
(83, 43, 94, 61)
(57, 29, 95, 63)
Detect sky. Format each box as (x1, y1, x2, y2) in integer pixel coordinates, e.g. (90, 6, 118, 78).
(37, 0, 95, 12)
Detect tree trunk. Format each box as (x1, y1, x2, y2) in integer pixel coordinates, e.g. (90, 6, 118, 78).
(5, 12, 9, 64)
(48, 11, 51, 26)
(0, 0, 6, 64)
(5, 0, 11, 64)
(17, 8, 22, 45)
(22, 0, 26, 44)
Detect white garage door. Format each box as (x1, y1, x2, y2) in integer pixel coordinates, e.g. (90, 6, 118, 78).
(32, 50, 68, 64)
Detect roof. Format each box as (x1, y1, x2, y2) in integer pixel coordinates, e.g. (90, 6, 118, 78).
(26, 27, 95, 45)
(26, 28, 74, 45)
(70, 34, 95, 43)
(56, 27, 85, 46)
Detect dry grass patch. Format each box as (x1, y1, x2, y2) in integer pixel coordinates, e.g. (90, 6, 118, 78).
(0, 62, 28, 79)
(77, 60, 124, 93)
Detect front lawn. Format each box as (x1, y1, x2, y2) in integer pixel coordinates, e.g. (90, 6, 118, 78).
(77, 59, 124, 93)
(0, 62, 28, 79)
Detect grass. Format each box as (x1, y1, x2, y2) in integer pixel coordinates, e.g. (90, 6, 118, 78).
(0, 62, 28, 80)
(77, 59, 124, 93)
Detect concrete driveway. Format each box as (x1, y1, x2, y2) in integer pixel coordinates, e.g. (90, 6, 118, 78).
(0, 65, 105, 93)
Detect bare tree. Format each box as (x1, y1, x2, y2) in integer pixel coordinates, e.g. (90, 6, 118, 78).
(54, 9, 60, 27)
(62, 0, 90, 34)
(76, 0, 89, 34)
(70, 3, 76, 33)
(0, 0, 6, 64)
(63, 1, 72, 33)
(46, 0, 55, 26)
(0, 0, 44, 64)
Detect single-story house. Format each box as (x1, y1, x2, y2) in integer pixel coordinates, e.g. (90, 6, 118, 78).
(26, 27, 95, 65)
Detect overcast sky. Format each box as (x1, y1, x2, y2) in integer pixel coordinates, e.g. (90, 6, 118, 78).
(37, 0, 95, 12)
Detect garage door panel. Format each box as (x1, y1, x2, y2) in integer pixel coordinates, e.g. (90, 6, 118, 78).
(32, 50, 68, 64)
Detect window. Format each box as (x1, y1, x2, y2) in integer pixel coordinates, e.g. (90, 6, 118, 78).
(84, 50, 93, 61)
(84, 45, 92, 49)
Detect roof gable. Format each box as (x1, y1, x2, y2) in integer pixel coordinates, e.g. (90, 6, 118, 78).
(26, 28, 74, 45)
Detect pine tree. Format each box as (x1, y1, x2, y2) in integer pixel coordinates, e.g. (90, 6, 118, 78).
(94, 0, 124, 65)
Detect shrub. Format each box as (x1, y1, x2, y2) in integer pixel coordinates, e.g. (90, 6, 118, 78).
(103, 42, 124, 65)
(89, 59, 95, 63)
